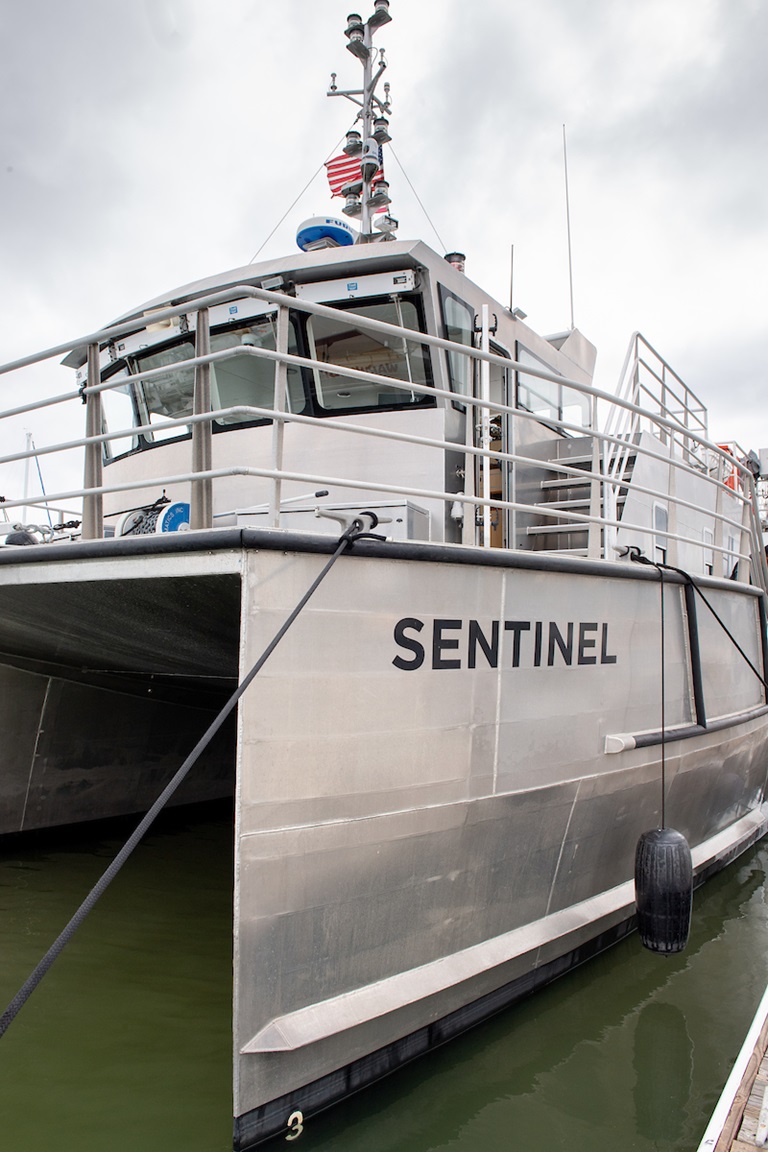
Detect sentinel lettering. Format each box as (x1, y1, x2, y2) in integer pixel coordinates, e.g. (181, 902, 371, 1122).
(392, 617, 617, 671)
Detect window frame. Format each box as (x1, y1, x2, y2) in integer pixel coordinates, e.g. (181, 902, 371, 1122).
(105, 313, 308, 461)
(437, 284, 475, 411)
(302, 292, 434, 418)
(103, 290, 435, 466)
(515, 343, 591, 434)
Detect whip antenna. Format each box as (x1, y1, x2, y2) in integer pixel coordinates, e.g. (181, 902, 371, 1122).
(563, 124, 575, 330)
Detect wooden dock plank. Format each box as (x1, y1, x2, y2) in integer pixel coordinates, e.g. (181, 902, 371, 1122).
(700, 989, 768, 1152)
(735, 1052, 768, 1147)
(717, 1033, 768, 1150)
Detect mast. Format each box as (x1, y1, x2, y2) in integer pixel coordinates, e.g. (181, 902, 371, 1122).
(328, 2, 396, 242)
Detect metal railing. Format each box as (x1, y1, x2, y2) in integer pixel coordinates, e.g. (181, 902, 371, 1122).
(0, 285, 764, 590)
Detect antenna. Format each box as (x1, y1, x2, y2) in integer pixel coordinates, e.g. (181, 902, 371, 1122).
(562, 124, 575, 330)
(327, 3, 394, 241)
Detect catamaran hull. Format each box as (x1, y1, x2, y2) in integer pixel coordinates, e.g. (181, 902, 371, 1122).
(0, 540, 243, 834)
(232, 803, 768, 1150)
(230, 534, 768, 1147)
(0, 531, 766, 1148)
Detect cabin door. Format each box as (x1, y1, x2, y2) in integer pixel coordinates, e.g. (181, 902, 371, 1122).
(475, 340, 512, 548)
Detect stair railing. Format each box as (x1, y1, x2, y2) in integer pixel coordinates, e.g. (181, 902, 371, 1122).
(600, 332, 711, 561)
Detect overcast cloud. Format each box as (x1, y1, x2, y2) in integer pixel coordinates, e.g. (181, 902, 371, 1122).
(0, 0, 766, 503)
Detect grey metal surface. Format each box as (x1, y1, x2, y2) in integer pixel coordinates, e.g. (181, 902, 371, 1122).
(0, 524, 764, 1138)
(0, 569, 241, 680)
(231, 544, 768, 1131)
(0, 557, 242, 834)
(13, 670, 236, 832)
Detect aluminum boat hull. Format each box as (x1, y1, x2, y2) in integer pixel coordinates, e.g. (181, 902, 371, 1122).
(0, 530, 766, 1148)
(227, 533, 768, 1145)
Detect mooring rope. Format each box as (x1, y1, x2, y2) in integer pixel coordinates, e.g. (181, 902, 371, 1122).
(0, 518, 380, 1038)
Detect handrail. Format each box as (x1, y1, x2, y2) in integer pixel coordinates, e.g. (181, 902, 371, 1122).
(2, 358, 757, 511)
(80, 348, 759, 488)
(0, 289, 763, 587)
(0, 400, 752, 570)
(0, 346, 751, 538)
(600, 331, 719, 563)
(0, 410, 748, 530)
(1, 356, 757, 517)
(0, 462, 754, 570)
(0, 286, 756, 486)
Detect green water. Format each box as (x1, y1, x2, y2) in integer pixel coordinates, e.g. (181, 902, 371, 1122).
(1, 807, 767, 1152)
(0, 806, 234, 1151)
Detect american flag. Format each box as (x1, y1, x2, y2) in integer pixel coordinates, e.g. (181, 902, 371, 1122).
(325, 146, 384, 196)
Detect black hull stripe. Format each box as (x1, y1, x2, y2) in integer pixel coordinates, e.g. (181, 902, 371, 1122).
(0, 527, 762, 597)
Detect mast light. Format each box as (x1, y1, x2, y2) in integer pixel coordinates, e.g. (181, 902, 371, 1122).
(347, 38, 370, 61)
(373, 116, 391, 143)
(369, 0, 392, 29)
(367, 179, 391, 209)
(343, 129, 363, 155)
(342, 193, 363, 218)
(345, 13, 369, 59)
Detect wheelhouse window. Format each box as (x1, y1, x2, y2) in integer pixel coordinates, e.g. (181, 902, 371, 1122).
(137, 339, 196, 441)
(438, 286, 473, 406)
(101, 369, 139, 459)
(306, 296, 432, 412)
(105, 294, 432, 461)
(516, 346, 591, 431)
(130, 315, 304, 443)
(209, 319, 304, 425)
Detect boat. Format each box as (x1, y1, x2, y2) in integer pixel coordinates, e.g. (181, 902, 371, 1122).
(1, 3, 768, 1146)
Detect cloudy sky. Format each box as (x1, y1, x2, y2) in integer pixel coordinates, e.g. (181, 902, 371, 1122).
(0, 0, 766, 506)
